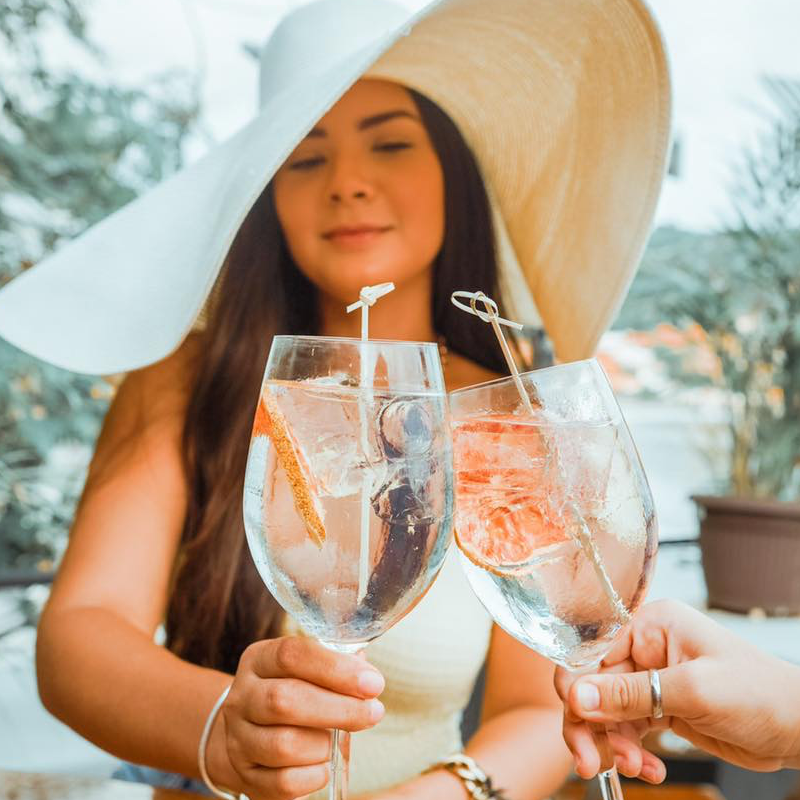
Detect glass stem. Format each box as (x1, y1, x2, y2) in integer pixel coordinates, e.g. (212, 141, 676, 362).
(329, 728, 349, 800)
(597, 766, 625, 799)
(590, 723, 625, 800)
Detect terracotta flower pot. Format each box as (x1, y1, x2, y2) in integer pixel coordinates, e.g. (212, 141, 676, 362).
(692, 495, 800, 615)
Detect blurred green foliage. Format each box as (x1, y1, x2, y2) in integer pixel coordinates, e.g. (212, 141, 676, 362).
(617, 78, 800, 500)
(0, 0, 198, 572)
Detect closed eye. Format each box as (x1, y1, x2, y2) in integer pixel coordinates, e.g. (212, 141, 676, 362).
(288, 155, 326, 171)
(374, 142, 413, 153)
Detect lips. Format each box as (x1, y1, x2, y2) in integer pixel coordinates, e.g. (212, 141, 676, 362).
(322, 224, 392, 243)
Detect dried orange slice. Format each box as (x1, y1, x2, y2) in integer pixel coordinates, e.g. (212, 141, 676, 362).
(253, 390, 326, 548)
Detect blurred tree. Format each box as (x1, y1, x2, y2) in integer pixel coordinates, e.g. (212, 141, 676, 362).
(0, 0, 199, 572)
(616, 78, 800, 500)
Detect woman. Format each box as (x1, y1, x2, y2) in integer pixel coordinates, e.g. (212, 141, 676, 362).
(556, 600, 800, 783)
(0, 1, 671, 798)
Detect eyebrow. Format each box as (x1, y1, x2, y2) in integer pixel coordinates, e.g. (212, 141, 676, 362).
(305, 109, 420, 138)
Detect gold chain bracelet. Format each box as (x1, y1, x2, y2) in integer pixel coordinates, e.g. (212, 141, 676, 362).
(425, 753, 509, 800)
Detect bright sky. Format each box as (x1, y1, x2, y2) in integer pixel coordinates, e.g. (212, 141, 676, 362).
(77, 0, 800, 232)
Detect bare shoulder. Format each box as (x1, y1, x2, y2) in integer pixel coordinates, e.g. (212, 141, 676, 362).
(108, 333, 202, 427)
(89, 334, 203, 475)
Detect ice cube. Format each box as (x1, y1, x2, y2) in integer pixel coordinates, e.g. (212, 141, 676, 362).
(597, 446, 647, 548)
(307, 431, 386, 498)
(378, 398, 433, 459)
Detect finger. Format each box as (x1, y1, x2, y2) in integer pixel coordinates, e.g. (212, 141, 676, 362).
(604, 725, 667, 783)
(562, 719, 601, 779)
(569, 665, 691, 724)
(247, 637, 385, 698)
(639, 750, 667, 784)
(243, 763, 328, 800)
(607, 730, 643, 777)
(554, 666, 577, 703)
(249, 678, 385, 731)
(570, 671, 651, 722)
(559, 662, 634, 724)
(238, 723, 331, 768)
(617, 720, 644, 745)
(600, 658, 637, 675)
(599, 624, 635, 667)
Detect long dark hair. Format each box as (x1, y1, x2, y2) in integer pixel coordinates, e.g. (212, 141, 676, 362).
(165, 89, 505, 673)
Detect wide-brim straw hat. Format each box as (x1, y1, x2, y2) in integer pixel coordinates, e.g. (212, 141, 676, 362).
(0, 0, 671, 375)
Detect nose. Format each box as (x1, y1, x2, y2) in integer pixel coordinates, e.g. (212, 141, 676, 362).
(327, 154, 375, 204)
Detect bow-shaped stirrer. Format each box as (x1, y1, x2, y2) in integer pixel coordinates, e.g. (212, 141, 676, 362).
(451, 290, 536, 412)
(347, 282, 396, 339)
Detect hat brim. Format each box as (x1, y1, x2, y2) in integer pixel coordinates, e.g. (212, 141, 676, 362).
(367, 0, 672, 362)
(0, 0, 670, 374)
(0, 32, 409, 374)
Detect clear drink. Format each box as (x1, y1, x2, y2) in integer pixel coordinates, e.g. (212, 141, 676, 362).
(243, 378, 452, 650)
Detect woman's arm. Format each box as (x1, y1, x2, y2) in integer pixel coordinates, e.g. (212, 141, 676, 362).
(366, 624, 572, 800)
(36, 343, 234, 778)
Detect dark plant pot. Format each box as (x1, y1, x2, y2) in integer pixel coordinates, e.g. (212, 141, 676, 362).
(692, 495, 800, 616)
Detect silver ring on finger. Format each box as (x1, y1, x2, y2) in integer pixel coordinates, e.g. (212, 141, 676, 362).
(649, 668, 664, 719)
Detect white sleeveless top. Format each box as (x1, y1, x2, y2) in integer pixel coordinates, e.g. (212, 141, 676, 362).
(281, 545, 493, 798)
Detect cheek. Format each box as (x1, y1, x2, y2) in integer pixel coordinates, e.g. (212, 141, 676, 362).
(398, 160, 445, 254)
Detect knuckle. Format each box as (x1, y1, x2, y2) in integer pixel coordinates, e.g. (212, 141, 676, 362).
(273, 768, 301, 799)
(346, 699, 372, 730)
(270, 727, 298, 761)
(264, 681, 294, 717)
(611, 675, 637, 714)
(240, 641, 259, 670)
(655, 598, 680, 616)
(553, 667, 570, 699)
(274, 637, 302, 674)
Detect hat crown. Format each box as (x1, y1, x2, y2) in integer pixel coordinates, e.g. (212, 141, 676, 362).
(258, 0, 410, 108)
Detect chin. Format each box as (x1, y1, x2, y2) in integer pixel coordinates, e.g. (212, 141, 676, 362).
(317, 259, 429, 303)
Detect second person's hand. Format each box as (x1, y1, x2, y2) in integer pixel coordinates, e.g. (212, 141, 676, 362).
(215, 636, 385, 800)
(555, 600, 800, 781)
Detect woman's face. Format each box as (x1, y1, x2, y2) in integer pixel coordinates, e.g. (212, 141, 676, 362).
(273, 79, 445, 304)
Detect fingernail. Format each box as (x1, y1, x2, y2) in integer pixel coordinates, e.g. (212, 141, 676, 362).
(366, 698, 385, 723)
(357, 669, 385, 696)
(576, 682, 601, 712)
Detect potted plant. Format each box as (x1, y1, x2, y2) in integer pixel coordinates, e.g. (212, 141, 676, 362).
(615, 77, 800, 614)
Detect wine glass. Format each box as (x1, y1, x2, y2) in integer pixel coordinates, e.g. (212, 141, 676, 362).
(449, 358, 658, 800)
(242, 335, 453, 800)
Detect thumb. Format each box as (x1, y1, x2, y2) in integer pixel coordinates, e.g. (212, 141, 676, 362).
(569, 666, 693, 724)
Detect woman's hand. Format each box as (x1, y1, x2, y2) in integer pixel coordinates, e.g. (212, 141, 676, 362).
(555, 600, 800, 782)
(218, 636, 385, 800)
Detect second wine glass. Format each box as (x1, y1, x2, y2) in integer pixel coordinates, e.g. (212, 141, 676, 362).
(450, 359, 658, 800)
(242, 335, 453, 800)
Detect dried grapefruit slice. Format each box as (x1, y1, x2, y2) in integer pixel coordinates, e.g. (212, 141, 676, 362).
(453, 415, 568, 572)
(252, 390, 326, 548)
(455, 489, 567, 572)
